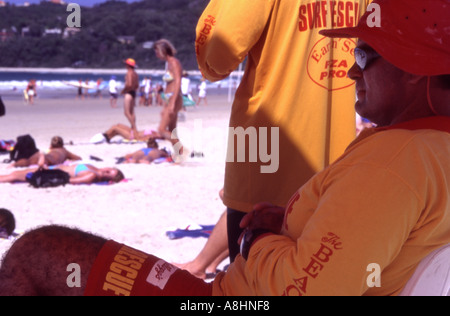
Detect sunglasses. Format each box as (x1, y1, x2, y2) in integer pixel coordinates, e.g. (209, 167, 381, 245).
(354, 47, 381, 71)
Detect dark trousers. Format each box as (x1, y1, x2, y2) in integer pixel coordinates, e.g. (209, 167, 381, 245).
(227, 208, 247, 262)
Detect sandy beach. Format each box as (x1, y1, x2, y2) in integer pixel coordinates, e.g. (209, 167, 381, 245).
(0, 93, 231, 269)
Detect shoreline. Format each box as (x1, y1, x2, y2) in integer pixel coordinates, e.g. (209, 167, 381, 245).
(0, 67, 200, 76)
(0, 67, 244, 77)
(0, 85, 232, 101)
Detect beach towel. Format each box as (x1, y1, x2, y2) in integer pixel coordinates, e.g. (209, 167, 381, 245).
(91, 178, 130, 186)
(166, 224, 215, 240)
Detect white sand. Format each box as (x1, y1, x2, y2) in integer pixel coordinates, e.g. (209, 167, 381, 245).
(0, 94, 231, 266)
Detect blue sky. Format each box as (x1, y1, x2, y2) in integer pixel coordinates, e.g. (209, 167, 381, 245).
(14, 0, 142, 7)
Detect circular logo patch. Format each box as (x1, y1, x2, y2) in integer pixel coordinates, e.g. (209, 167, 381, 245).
(307, 37, 356, 91)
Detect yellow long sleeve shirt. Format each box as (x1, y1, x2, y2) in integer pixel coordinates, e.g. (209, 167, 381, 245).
(213, 116, 450, 295)
(196, 0, 371, 212)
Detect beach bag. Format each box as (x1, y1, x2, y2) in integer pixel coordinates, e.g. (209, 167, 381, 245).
(0, 96, 5, 117)
(26, 168, 70, 188)
(10, 134, 39, 161)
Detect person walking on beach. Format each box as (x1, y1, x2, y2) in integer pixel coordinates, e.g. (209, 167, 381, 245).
(108, 76, 118, 108)
(143, 76, 152, 106)
(196, 77, 208, 106)
(181, 71, 193, 103)
(25, 80, 36, 105)
(121, 58, 139, 139)
(152, 39, 187, 161)
(77, 79, 84, 100)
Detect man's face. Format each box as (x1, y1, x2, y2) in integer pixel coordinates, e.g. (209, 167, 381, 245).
(348, 41, 410, 126)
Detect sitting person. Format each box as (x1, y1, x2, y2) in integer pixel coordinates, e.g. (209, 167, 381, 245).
(0, 0, 449, 296)
(93, 124, 157, 143)
(12, 136, 81, 168)
(0, 208, 15, 239)
(174, 189, 230, 280)
(0, 163, 124, 185)
(116, 139, 169, 164)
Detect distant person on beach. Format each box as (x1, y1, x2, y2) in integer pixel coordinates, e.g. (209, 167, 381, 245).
(95, 79, 103, 99)
(83, 80, 90, 99)
(141, 76, 152, 106)
(196, 77, 208, 106)
(181, 71, 193, 102)
(116, 138, 169, 164)
(76, 79, 84, 100)
(151, 39, 187, 161)
(11, 136, 82, 168)
(108, 76, 118, 108)
(155, 84, 165, 106)
(25, 80, 37, 105)
(94, 123, 157, 143)
(0, 163, 125, 185)
(0, 95, 5, 117)
(121, 58, 140, 139)
(0, 208, 15, 239)
(45, 136, 82, 165)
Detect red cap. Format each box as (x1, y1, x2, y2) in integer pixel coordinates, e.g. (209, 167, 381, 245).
(320, 0, 450, 76)
(124, 58, 137, 68)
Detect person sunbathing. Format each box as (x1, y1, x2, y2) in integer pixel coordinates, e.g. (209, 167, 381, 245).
(92, 124, 157, 143)
(116, 139, 169, 164)
(12, 136, 82, 168)
(0, 163, 124, 185)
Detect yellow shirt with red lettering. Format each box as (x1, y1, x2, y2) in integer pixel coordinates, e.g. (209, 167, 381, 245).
(196, 0, 372, 212)
(213, 117, 450, 295)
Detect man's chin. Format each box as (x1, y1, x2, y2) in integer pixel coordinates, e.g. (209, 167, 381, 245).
(355, 101, 365, 117)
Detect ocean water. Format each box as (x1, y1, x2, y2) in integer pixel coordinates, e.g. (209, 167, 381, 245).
(0, 69, 243, 99)
(0, 69, 229, 100)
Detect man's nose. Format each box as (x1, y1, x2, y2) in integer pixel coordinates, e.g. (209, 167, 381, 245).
(347, 62, 362, 80)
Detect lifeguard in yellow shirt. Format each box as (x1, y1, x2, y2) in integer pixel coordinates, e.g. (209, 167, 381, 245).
(196, 0, 372, 261)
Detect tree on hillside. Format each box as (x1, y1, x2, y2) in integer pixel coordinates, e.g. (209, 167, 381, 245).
(0, 0, 209, 69)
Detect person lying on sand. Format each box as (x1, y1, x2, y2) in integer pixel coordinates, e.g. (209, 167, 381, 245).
(92, 124, 157, 143)
(12, 136, 82, 168)
(116, 138, 169, 164)
(0, 163, 124, 185)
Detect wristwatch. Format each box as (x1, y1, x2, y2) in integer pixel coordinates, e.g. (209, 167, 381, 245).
(240, 229, 272, 260)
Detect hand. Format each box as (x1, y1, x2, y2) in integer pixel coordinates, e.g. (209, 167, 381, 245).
(238, 202, 285, 244)
(240, 202, 285, 232)
(238, 203, 285, 260)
